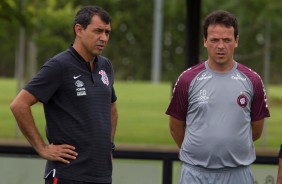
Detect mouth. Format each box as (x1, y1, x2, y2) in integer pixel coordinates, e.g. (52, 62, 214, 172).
(96, 45, 105, 50)
(216, 52, 225, 57)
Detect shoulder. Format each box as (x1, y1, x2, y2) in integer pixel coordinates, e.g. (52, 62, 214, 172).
(237, 63, 263, 84)
(237, 63, 267, 99)
(177, 62, 206, 83)
(43, 49, 71, 67)
(173, 62, 206, 91)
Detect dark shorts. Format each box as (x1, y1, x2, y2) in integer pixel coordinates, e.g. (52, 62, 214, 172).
(45, 177, 111, 184)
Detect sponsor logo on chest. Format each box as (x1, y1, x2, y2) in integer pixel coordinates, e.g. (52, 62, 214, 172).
(197, 89, 209, 104)
(197, 72, 212, 81)
(72, 70, 110, 97)
(74, 79, 86, 96)
(231, 73, 246, 81)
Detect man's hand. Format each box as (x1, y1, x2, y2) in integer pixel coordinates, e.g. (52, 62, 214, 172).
(39, 144, 78, 164)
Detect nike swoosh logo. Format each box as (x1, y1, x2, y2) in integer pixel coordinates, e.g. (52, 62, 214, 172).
(73, 75, 81, 79)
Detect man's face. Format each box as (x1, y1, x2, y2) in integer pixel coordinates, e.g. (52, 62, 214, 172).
(204, 24, 238, 70)
(79, 15, 111, 59)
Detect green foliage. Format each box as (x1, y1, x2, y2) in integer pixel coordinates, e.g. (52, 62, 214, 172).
(27, 0, 76, 67)
(0, 0, 23, 25)
(1, 0, 282, 83)
(0, 0, 21, 77)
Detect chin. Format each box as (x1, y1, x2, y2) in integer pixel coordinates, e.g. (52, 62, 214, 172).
(93, 51, 102, 56)
(215, 57, 229, 63)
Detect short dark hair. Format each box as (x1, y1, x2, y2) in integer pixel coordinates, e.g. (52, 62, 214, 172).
(73, 6, 112, 36)
(203, 10, 238, 39)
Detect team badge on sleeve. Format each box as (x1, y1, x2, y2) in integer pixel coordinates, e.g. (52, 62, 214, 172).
(99, 70, 109, 86)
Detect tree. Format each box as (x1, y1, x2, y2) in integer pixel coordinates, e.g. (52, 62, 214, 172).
(0, 0, 23, 77)
(1, 0, 282, 84)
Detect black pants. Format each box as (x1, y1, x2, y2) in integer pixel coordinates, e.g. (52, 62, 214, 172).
(45, 177, 111, 184)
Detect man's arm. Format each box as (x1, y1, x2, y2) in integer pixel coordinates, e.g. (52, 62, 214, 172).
(277, 158, 282, 184)
(251, 119, 264, 141)
(169, 116, 186, 149)
(10, 89, 77, 164)
(111, 102, 118, 142)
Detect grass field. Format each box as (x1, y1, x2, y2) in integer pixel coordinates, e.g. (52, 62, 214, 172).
(1, 78, 282, 149)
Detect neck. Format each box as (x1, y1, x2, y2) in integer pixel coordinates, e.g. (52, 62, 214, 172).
(207, 60, 235, 73)
(72, 43, 95, 63)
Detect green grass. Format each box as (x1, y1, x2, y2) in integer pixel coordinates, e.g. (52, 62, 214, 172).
(0, 78, 18, 138)
(1, 78, 282, 149)
(114, 81, 174, 145)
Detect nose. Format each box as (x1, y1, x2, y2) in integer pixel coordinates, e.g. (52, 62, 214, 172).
(100, 32, 109, 42)
(217, 40, 224, 48)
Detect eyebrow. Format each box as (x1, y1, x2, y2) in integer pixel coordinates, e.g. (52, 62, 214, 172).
(95, 27, 111, 31)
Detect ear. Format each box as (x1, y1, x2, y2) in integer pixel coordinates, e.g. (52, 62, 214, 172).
(235, 35, 239, 47)
(203, 38, 207, 48)
(74, 24, 83, 37)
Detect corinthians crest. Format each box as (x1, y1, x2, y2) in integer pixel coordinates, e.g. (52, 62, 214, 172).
(99, 70, 109, 86)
